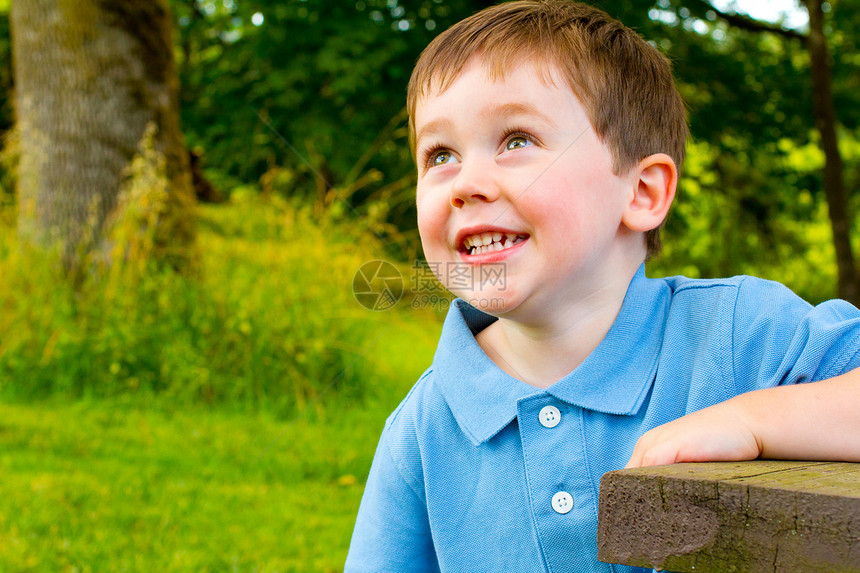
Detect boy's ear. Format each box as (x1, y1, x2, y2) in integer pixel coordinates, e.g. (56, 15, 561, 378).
(621, 153, 677, 233)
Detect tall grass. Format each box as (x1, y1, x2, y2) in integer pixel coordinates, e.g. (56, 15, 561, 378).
(0, 193, 395, 417)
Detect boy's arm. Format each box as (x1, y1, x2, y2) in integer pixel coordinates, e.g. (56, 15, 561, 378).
(346, 428, 440, 573)
(626, 367, 860, 468)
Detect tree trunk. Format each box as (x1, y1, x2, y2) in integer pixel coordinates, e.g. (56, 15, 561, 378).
(690, 1, 856, 303)
(10, 0, 195, 272)
(803, 0, 858, 304)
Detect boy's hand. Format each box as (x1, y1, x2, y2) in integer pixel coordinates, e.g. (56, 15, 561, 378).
(625, 398, 762, 468)
(627, 372, 860, 469)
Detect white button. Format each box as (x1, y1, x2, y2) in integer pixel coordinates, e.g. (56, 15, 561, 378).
(552, 491, 574, 514)
(539, 405, 561, 428)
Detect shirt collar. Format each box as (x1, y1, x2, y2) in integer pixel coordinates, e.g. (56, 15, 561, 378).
(432, 264, 670, 445)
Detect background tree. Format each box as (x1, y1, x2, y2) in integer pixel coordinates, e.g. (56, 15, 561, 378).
(804, 0, 856, 302)
(663, 0, 859, 303)
(10, 0, 196, 271)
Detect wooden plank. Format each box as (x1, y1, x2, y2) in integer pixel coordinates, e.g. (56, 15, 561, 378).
(597, 461, 860, 572)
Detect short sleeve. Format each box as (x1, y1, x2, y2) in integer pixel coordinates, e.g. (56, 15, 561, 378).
(345, 427, 440, 573)
(732, 277, 860, 391)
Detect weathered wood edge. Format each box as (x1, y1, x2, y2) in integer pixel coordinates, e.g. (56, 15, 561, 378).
(597, 461, 860, 572)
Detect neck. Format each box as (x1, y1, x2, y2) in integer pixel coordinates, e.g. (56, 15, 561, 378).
(476, 263, 641, 389)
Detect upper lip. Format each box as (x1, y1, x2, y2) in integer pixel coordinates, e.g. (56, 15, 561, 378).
(454, 226, 529, 251)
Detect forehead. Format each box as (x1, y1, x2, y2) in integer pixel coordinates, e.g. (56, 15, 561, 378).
(418, 53, 565, 105)
(414, 57, 573, 130)
(413, 57, 594, 155)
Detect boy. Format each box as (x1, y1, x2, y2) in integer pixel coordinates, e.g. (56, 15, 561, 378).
(346, 2, 860, 571)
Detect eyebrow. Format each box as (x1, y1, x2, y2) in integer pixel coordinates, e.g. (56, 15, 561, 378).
(415, 101, 556, 147)
(484, 101, 556, 128)
(415, 117, 454, 148)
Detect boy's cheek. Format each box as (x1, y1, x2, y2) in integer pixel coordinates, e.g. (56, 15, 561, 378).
(416, 208, 448, 254)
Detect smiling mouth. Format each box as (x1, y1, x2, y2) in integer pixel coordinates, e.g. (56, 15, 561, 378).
(462, 232, 529, 255)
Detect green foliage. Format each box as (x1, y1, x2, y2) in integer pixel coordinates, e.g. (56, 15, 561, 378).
(101, 122, 195, 274)
(649, 137, 840, 304)
(617, 0, 860, 301)
(0, 196, 397, 417)
(170, 0, 492, 222)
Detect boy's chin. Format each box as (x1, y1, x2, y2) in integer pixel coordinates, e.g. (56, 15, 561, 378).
(455, 291, 516, 316)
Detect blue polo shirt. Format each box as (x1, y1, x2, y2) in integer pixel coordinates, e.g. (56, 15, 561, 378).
(346, 266, 860, 573)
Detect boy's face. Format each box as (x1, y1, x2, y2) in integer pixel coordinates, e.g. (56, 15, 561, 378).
(414, 58, 639, 319)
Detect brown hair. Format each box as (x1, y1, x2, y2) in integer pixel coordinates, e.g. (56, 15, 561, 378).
(407, 0, 688, 257)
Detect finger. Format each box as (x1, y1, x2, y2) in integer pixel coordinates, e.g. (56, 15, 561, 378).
(639, 450, 675, 467)
(637, 442, 681, 468)
(624, 449, 642, 469)
(625, 436, 650, 468)
(626, 430, 660, 468)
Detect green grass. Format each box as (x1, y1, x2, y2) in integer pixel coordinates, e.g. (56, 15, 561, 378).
(0, 307, 439, 572)
(0, 194, 445, 570)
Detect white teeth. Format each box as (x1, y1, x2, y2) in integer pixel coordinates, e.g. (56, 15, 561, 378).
(463, 232, 527, 255)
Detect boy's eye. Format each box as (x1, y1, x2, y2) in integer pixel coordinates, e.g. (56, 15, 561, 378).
(426, 149, 457, 167)
(505, 133, 534, 151)
(433, 151, 453, 165)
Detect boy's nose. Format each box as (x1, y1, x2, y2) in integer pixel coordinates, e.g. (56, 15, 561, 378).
(449, 160, 501, 208)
